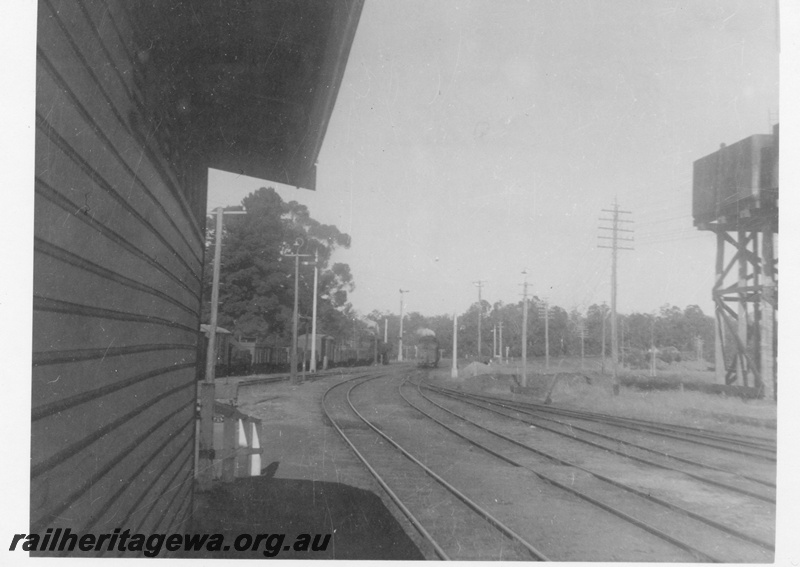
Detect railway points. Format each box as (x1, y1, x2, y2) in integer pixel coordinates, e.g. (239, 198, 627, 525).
(404, 377, 773, 561)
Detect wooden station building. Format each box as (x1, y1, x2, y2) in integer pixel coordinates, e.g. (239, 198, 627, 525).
(32, 0, 363, 542)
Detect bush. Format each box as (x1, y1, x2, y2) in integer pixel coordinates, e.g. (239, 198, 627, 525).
(622, 348, 648, 369)
(657, 347, 681, 364)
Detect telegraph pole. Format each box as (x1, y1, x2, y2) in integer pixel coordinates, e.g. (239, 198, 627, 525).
(539, 300, 550, 370)
(599, 199, 634, 394)
(520, 270, 529, 387)
(577, 319, 586, 371)
(473, 280, 487, 359)
(398, 289, 409, 361)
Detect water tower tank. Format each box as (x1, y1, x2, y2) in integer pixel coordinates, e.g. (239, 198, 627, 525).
(692, 133, 777, 226)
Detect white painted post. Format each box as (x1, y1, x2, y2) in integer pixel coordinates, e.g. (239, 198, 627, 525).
(310, 249, 319, 372)
(451, 314, 458, 379)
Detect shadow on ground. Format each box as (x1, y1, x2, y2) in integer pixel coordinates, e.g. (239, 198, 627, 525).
(188, 470, 425, 560)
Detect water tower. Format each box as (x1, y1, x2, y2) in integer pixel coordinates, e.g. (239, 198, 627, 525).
(692, 125, 778, 399)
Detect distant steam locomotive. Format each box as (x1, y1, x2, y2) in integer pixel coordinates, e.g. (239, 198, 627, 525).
(415, 328, 440, 368)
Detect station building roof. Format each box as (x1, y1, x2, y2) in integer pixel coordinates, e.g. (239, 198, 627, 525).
(132, 0, 364, 192)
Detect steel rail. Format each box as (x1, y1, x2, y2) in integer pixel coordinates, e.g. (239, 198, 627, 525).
(323, 373, 549, 561)
(507, 400, 776, 459)
(409, 379, 774, 554)
(471, 391, 777, 489)
(531, 401, 776, 447)
(423, 382, 775, 503)
(426, 383, 777, 488)
(397, 380, 725, 562)
(321, 373, 451, 560)
(433, 383, 775, 451)
(343, 374, 550, 561)
(533, 404, 776, 452)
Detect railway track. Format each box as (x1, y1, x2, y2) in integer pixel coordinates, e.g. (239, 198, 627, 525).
(412, 377, 774, 562)
(486, 392, 776, 460)
(422, 382, 776, 499)
(322, 372, 549, 561)
(531, 403, 776, 454)
(322, 370, 776, 561)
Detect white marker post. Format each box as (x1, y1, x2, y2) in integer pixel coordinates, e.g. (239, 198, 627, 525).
(309, 249, 319, 373)
(451, 313, 458, 379)
(398, 289, 409, 362)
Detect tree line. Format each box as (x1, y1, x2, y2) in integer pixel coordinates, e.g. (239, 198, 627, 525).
(368, 301, 716, 363)
(203, 187, 716, 365)
(202, 187, 360, 347)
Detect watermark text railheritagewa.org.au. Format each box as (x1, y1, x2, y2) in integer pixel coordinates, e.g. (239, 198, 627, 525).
(9, 528, 331, 557)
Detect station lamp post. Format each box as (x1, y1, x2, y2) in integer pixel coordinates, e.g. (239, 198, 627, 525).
(205, 207, 246, 382)
(199, 206, 245, 491)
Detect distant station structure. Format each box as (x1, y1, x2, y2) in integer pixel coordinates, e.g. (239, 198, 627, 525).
(692, 125, 779, 399)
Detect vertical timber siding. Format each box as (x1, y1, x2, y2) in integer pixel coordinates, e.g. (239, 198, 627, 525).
(32, 0, 202, 540)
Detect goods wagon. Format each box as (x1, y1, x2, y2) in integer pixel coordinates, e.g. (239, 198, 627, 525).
(416, 329, 440, 369)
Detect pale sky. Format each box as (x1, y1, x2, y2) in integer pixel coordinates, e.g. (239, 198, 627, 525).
(208, 0, 781, 319)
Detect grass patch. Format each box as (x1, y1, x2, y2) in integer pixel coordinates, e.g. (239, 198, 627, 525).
(429, 357, 777, 438)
